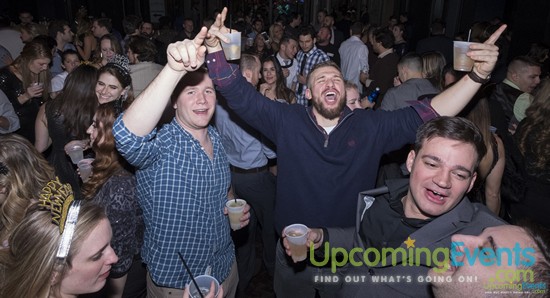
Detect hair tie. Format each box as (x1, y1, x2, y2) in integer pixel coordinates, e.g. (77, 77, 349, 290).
(38, 177, 82, 259)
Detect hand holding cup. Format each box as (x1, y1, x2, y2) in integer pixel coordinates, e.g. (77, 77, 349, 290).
(224, 199, 251, 230)
(465, 24, 507, 78)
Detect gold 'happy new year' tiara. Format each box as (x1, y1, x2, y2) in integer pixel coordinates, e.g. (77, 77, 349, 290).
(38, 177, 82, 259)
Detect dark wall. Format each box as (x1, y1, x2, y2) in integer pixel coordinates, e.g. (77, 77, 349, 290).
(507, 0, 550, 58)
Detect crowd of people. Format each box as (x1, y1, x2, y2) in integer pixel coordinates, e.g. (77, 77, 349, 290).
(0, 4, 549, 298)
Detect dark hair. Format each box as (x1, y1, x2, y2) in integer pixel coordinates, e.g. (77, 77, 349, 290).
(515, 79, 550, 170)
(127, 35, 157, 62)
(516, 220, 550, 297)
(398, 52, 423, 72)
(307, 60, 341, 88)
(170, 67, 209, 105)
(414, 117, 487, 168)
(48, 64, 98, 139)
(527, 42, 550, 63)
(32, 34, 57, 51)
(280, 35, 298, 45)
(373, 27, 394, 49)
(350, 22, 363, 35)
(261, 56, 296, 104)
(122, 15, 142, 35)
(61, 49, 79, 62)
(94, 18, 112, 32)
(299, 26, 315, 39)
(47, 19, 69, 39)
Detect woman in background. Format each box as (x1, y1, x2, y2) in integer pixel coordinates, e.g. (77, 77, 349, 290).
(0, 40, 51, 143)
(19, 22, 47, 43)
(421, 51, 446, 92)
(460, 86, 505, 215)
(258, 55, 296, 104)
(268, 23, 284, 53)
(512, 79, 550, 229)
(93, 34, 123, 68)
(82, 101, 145, 297)
(96, 54, 134, 107)
(35, 64, 98, 195)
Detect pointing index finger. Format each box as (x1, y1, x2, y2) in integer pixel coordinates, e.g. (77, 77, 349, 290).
(484, 24, 507, 45)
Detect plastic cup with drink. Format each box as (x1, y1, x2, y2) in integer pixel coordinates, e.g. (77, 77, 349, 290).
(67, 144, 84, 164)
(225, 199, 246, 230)
(221, 32, 241, 61)
(77, 158, 94, 182)
(453, 41, 478, 71)
(188, 275, 220, 298)
(284, 223, 309, 262)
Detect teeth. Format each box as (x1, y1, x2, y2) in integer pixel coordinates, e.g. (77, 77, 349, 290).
(326, 92, 335, 96)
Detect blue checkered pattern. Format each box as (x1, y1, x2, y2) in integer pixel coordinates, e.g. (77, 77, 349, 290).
(113, 117, 234, 288)
(294, 46, 330, 106)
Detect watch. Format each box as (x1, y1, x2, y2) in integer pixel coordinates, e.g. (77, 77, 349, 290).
(468, 71, 491, 84)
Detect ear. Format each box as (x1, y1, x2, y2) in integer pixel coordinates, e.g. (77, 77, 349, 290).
(243, 69, 252, 82)
(467, 172, 477, 193)
(50, 270, 60, 286)
(406, 150, 416, 173)
(305, 87, 312, 100)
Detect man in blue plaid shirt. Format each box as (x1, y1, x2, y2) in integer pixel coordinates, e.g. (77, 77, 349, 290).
(113, 37, 250, 297)
(293, 26, 330, 106)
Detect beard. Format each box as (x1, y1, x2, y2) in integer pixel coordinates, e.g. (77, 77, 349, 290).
(312, 95, 346, 120)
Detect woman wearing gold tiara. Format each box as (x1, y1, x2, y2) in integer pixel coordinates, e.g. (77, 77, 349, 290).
(0, 180, 118, 297)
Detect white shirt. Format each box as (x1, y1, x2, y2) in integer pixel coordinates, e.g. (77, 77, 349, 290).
(276, 52, 298, 90)
(339, 35, 369, 94)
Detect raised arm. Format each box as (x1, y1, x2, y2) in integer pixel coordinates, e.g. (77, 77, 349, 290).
(431, 24, 507, 116)
(121, 28, 208, 136)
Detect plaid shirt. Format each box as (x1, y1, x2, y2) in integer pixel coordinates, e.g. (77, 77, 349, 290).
(113, 117, 234, 288)
(293, 46, 330, 106)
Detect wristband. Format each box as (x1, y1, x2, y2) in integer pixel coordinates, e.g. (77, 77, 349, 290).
(468, 71, 491, 84)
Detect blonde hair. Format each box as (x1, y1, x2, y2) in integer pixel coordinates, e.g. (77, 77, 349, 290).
(0, 202, 107, 297)
(0, 134, 55, 243)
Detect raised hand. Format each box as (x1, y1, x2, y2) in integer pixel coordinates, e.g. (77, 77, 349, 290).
(205, 7, 232, 52)
(166, 27, 208, 72)
(468, 24, 507, 77)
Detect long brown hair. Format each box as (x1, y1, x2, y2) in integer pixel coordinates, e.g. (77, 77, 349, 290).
(11, 40, 52, 100)
(81, 102, 125, 199)
(261, 55, 296, 104)
(47, 64, 98, 139)
(516, 79, 550, 170)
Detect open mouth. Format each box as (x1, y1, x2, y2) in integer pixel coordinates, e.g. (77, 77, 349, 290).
(426, 188, 448, 204)
(324, 91, 338, 103)
(194, 108, 209, 115)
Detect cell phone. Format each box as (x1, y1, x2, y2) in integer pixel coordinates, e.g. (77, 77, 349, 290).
(260, 32, 269, 41)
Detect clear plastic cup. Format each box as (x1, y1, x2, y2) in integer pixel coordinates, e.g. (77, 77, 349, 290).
(284, 223, 309, 262)
(225, 199, 246, 230)
(77, 158, 94, 182)
(221, 32, 242, 60)
(67, 145, 84, 164)
(188, 275, 220, 298)
(453, 41, 477, 71)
